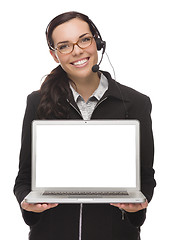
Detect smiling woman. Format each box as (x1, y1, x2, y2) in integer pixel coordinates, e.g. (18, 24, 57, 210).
(14, 11, 156, 240)
(50, 18, 99, 84)
(36, 12, 104, 119)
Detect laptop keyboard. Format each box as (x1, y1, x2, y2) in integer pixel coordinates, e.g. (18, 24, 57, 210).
(43, 191, 128, 196)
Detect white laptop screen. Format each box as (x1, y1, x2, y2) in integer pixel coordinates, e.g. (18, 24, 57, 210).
(34, 122, 137, 188)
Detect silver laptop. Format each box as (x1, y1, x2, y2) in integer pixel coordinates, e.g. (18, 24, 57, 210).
(25, 120, 146, 203)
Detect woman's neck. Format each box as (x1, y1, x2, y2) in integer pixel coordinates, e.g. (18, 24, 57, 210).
(69, 73, 100, 102)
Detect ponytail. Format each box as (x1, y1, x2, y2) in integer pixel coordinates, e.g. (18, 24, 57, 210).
(37, 65, 71, 119)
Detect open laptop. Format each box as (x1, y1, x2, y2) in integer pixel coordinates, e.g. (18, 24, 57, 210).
(25, 120, 146, 203)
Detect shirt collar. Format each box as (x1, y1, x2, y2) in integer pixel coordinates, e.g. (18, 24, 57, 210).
(69, 83, 80, 102)
(91, 73, 108, 100)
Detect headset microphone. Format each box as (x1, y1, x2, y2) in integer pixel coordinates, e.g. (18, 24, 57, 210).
(92, 40, 106, 72)
(92, 64, 99, 73)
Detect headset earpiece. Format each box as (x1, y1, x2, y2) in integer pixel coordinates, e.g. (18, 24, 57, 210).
(96, 38, 105, 51)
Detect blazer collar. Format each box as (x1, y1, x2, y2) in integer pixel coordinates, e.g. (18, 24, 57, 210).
(100, 70, 129, 101)
(67, 70, 129, 108)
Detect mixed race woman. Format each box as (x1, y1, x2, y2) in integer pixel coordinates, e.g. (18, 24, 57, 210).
(14, 11, 156, 240)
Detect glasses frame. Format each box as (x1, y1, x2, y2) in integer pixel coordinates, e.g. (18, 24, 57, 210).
(51, 36, 94, 54)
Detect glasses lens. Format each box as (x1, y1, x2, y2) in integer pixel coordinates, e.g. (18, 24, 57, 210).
(78, 36, 93, 49)
(57, 43, 73, 54)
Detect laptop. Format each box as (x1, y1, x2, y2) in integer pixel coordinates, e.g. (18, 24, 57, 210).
(25, 120, 146, 203)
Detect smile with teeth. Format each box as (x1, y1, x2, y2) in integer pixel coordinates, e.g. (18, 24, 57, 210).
(71, 57, 89, 66)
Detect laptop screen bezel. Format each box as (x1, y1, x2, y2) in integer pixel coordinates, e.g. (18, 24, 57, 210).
(31, 120, 140, 192)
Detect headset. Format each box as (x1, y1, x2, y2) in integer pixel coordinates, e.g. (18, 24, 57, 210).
(88, 19, 128, 118)
(87, 19, 106, 72)
(46, 17, 128, 119)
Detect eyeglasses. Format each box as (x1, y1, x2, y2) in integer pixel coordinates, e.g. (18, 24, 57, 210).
(52, 35, 94, 54)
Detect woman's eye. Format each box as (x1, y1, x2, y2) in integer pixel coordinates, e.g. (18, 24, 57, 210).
(81, 37, 91, 43)
(58, 44, 69, 50)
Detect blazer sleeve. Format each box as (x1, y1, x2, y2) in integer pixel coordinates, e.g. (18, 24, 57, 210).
(13, 93, 42, 226)
(139, 97, 156, 201)
(126, 96, 156, 227)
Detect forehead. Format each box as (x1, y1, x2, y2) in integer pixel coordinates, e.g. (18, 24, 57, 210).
(52, 18, 91, 43)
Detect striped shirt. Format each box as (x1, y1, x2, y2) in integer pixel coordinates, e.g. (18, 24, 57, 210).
(70, 73, 108, 120)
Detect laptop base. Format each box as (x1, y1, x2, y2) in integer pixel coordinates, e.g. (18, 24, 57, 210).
(25, 191, 146, 204)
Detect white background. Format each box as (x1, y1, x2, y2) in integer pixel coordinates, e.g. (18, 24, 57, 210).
(1, 0, 168, 239)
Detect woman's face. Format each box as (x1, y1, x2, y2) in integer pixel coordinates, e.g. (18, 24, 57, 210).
(50, 18, 98, 82)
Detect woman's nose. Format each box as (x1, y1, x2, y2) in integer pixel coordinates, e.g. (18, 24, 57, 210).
(71, 44, 84, 56)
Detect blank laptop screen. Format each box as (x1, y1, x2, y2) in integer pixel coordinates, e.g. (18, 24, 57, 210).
(34, 122, 137, 188)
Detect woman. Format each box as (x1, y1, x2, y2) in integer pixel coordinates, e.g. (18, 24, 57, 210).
(14, 11, 156, 240)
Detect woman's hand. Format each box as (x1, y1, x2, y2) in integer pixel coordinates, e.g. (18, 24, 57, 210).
(21, 200, 58, 213)
(110, 200, 148, 212)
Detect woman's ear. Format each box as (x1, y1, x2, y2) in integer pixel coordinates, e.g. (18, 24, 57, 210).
(50, 50, 60, 63)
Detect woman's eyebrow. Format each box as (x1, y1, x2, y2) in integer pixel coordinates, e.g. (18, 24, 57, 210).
(57, 33, 90, 45)
(79, 33, 90, 38)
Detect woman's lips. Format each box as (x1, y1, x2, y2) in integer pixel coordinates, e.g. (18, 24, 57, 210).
(70, 57, 90, 68)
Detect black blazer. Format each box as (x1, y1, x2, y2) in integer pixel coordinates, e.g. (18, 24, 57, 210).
(14, 71, 156, 240)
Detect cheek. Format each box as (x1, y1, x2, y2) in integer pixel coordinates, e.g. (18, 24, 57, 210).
(57, 54, 70, 66)
(89, 41, 97, 54)
(88, 42, 98, 60)
(89, 48, 98, 65)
